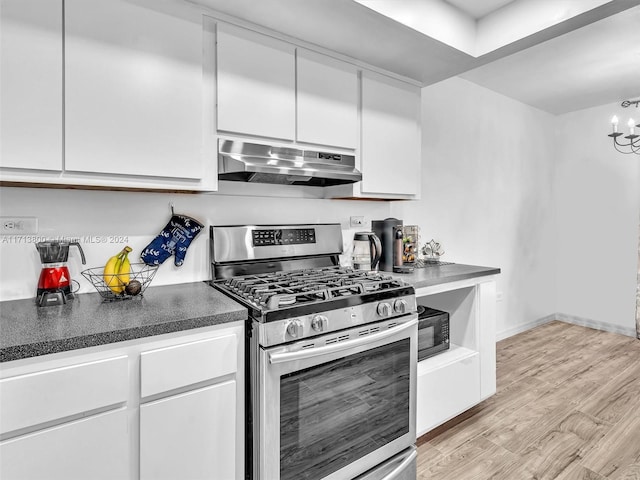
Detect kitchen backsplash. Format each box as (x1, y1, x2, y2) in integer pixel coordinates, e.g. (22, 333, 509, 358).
(0, 187, 392, 301)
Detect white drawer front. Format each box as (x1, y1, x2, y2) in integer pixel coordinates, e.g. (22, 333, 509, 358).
(0, 408, 129, 480)
(140, 333, 237, 398)
(0, 356, 128, 435)
(416, 351, 481, 436)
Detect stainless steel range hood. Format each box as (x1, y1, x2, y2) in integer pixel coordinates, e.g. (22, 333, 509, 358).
(218, 140, 362, 186)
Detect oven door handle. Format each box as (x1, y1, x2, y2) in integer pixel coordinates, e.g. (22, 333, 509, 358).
(268, 317, 417, 364)
(378, 447, 417, 480)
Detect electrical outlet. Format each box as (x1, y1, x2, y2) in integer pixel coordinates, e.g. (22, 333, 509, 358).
(350, 216, 365, 228)
(1, 217, 38, 235)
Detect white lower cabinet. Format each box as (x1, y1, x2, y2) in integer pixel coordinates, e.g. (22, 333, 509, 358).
(415, 278, 497, 437)
(140, 381, 236, 480)
(0, 409, 129, 480)
(139, 329, 241, 480)
(0, 323, 244, 480)
(0, 355, 129, 480)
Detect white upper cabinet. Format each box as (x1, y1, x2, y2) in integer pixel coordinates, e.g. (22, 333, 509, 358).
(360, 70, 421, 197)
(217, 23, 296, 141)
(296, 49, 358, 149)
(64, 0, 205, 180)
(0, 0, 63, 171)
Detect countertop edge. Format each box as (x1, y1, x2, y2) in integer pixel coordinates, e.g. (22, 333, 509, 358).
(0, 313, 247, 363)
(412, 267, 502, 289)
(0, 310, 247, 363)
(396, 264, 501, 291)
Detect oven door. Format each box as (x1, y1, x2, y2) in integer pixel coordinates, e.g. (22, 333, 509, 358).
(257, 314, 417, 480)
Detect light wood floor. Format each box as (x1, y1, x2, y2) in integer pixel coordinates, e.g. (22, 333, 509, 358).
(416, 320, 640, 480)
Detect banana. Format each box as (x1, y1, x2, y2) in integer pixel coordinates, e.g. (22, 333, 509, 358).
(103, 254, 123, 294)
(103, 246, 133, 294)
(119, 249, 131, 288)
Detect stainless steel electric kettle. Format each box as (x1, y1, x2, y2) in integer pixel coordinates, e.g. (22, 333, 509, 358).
(352, 232, 382, 271)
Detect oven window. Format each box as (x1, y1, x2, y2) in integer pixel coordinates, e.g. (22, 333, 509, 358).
(279, 338, 410, 480)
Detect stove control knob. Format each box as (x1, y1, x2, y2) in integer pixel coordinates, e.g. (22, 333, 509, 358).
(377, 302, 392, 317)
(311, 315, 328, 332)
(393, 299, 408, 314)
(286, 320, 303, 339)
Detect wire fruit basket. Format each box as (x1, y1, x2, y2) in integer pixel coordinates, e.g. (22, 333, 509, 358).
(82, 263, 158, 301)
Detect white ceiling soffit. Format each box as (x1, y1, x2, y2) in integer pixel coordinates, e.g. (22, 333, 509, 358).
(444, 0, 516, 19)
(188, 0, 640, 114)
(188, 0, 478, 85)
(460, 4, 640, 114)
(353, 0, 617, 57)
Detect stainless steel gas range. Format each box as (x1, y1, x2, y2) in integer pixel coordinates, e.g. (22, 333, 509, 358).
(210, 224, 418, 480)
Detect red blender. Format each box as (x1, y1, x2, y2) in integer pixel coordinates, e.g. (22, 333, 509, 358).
(35, 241, 86, 307)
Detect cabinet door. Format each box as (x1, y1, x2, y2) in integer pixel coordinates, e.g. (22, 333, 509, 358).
(217, 23, 295, 141)
(140, 381, 236, 480)
(361, 71, 420, 196)
(64, 0, 204, 179)
(416, 351, 481, 436)
(0, 409, 129, 480)
(296, 49, 358, 149)
(0, 0, 62, 171)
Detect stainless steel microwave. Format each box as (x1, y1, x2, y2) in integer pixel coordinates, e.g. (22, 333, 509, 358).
(417, 306, 449, 361)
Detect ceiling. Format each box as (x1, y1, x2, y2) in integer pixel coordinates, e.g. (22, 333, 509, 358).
(189, 0, 640, 115)
(444, 0, 516, 19)
(460, 5, 640, 114)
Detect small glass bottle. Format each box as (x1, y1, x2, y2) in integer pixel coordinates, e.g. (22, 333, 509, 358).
(393, 228, 404, 267)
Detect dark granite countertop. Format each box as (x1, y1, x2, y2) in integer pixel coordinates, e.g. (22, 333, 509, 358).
(392, 262, 501, 290)
(0, 263, 498, 363)
(0, 282, 247, 363)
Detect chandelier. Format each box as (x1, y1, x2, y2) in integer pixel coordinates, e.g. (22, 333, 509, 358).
(609, 99, 640, 155)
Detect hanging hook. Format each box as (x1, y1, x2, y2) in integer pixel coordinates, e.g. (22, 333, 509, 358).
(169, 202, 175, 216)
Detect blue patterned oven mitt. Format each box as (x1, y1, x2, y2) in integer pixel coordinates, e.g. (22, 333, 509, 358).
(141, 214, 204, 267)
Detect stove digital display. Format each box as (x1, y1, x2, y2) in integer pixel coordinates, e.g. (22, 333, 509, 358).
(252, 228, 316, 246)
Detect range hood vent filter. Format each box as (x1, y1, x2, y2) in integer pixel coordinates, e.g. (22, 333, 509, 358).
(218, 140, 362, 187)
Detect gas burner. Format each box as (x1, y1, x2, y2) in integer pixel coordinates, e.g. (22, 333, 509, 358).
(215, 266, 411, 315)
(264, 288, 329, 309)
(272, 295, 296, 307)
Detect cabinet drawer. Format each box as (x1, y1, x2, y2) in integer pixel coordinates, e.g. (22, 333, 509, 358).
(416, 349, 481, 435)
(0, 408, 129, 480)
(140, 333, 237, 398)
(0, 356, 128, 435)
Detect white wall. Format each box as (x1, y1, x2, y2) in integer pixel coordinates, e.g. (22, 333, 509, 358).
(0, 187, 390, 301)
(2, 78, 637, 341)
(555, 102, 639, 336)
(393, 77, 558, 339)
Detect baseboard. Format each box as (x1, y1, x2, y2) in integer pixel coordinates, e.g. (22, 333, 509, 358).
(555, 313, 637, 338)
(496, 315, 556, 341)
(497, 313, 638, 341)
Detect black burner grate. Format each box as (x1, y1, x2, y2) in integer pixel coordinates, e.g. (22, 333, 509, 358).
(217, 267, 405, 310)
